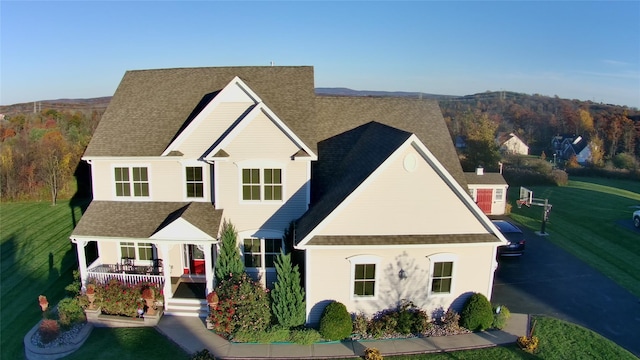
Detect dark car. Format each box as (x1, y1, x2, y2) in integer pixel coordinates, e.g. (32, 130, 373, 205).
(492, 220, 526, 256)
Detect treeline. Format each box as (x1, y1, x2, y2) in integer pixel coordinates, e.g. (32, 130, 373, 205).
(0, 109, 102, 203)
(439, 92, 640, 171)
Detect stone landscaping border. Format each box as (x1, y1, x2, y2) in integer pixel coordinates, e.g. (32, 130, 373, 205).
(84, 307, 163, 327)
(24, 320, 93, 360)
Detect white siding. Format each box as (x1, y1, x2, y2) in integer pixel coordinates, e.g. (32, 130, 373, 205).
(175, 102, 254, 158)
(305, 245, 497, 325)
(320, 146, 486, 236)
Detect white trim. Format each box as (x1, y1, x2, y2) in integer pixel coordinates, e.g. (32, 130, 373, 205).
(236, 164, 286, 204)
(83, 156, 182, 162)
(203, 103, 317, 161)
(161, 76, 262, 157)
(347, 255, 381, 300)
(301, 241, 499, 251)
(295, 135, 508, 248)
(71, 235, 218, 245)
(426, 253, 458, 297)
(110, 164, 152, 201)
(181, 163, 209, 202)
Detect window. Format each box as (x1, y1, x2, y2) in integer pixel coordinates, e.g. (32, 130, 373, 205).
(354, 264, 376, 297)
(120, 242, 155, 261)
(243, 238, 282, 268)
(115, 167, 131, 197)
(186, 167, 204, 198)
(120, 242, 136, 259)
(495, 188, 503, 201)
(132, 167, 149, 196)
(138, 242, 154, 261)
(263, 169, 282, 200)
(241, 168, 283, 201)
(114, 166, 149, 197)
(242, 169, 261, 200)
(431, 261, 453, 294)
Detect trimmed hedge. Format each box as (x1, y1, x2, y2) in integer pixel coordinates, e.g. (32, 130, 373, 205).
(459, 293, 494, 331)
(318, 301, 352, 341)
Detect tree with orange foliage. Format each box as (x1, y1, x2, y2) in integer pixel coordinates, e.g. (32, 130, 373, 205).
(38, 130, 72, 205)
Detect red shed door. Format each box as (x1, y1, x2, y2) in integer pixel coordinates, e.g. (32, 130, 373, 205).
(477, 189, 493, 214)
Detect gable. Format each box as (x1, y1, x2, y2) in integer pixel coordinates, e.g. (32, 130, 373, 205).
(150, 217, 214, 241)
(312, 143, 488, 238)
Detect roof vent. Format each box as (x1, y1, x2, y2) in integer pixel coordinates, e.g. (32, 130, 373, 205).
(476, 166, 484, 176)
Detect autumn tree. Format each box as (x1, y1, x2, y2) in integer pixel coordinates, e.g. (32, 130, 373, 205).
(589, 134, 604, 167)
(461, 112, 501, 172)
(577, 108, 595, 135)
(38, 130, 73, 205)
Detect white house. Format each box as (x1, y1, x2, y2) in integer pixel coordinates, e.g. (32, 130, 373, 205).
(70, 66, 507, 323)
(497, 132, 529, 155)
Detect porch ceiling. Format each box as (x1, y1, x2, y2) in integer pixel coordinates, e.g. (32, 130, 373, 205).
(71, 201, 223, 239)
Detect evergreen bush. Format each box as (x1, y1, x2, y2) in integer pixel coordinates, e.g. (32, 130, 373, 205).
(459, 293, 494, 331)
(271, 252, 306, 328)
(214, 220, 245, 283)
(492, 304, 511, 330)
(318, 301, 352, 341)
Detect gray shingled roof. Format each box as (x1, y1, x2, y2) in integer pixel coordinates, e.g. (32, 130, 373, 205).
(85, 66, 315, 157)
(306, 234, 500, 246)
(71, 201, 223, 239)
(464, 172, 508, 185)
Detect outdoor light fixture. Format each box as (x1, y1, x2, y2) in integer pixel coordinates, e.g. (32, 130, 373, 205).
(399, 269, 407, 280)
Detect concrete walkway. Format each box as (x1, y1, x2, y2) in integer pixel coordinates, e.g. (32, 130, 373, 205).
(156, 313, 529, 359)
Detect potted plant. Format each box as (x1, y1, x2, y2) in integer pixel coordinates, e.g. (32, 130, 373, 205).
(38, 295, 49, 312)
(206, 291, 219, 309)
(142, 287, 156, 316)
(85, 284, 96, 309)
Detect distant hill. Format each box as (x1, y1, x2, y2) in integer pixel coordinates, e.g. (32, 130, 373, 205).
(315, 87, 457, 100)
(0, 97, 111, 116)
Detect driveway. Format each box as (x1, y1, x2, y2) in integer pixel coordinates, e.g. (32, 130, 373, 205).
(491, 223, 640, 357)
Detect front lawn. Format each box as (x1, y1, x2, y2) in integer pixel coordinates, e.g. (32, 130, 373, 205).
(0, 200, 86, 358)
(509, 177, 640, 297)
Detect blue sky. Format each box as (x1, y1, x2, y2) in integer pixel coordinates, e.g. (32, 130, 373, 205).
(2, 1, 639, 107)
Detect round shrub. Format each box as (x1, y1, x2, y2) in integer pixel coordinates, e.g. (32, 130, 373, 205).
(492, 305, 511, 330)
(57, 297, 85, 328)
(318, 301, 352, 341)
(459, 293, 494, 331)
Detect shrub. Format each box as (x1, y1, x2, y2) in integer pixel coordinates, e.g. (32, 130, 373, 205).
(318, 301, 352, 341)
(190, 349, 216, 360)
(95, 278, 141, 317)
(271, 252, 305, 328)
(214, 220, 245, 283)
(459, 293, 494, 331)
(290, 328, 322, 345)
(351, 312, 369, 338)
(39, 319, 60, 344)
(612, 153, 638, 170)
(517, 335, 540, 353)
(364, 347, 384, 360)
(550, 169, 569, 186)
(492, 305, 511, 330)
(440, 309, 461, 333)
(57, 297, 85, 329)
(233, 326, 289, 343)
(209, 273, 271, 338)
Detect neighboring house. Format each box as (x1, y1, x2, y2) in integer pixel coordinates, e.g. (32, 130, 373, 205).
(70, 66, 507, 323)
(552, 134, 591, 164)
(454, 135, 467, 149)
(465, 167, 509, 216)
(496, 132, 529, 155)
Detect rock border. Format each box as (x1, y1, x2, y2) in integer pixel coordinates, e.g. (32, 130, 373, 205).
(24, 320, 93, 360)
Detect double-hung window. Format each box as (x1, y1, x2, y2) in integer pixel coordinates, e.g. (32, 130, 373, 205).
(348, 255, 379, 299)
(120, 242, 155, 261)
(186, 167, 204, 198)
(495, 188, 504, 201)
(428, 253, 457, 295)
(114, 166, 149, 197)
(243, 238, 282, 268)
(354, 264, 376, 297)
(241, 168, 282, 201)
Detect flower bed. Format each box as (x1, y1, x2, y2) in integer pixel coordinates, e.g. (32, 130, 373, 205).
(24, 320, 93, 360)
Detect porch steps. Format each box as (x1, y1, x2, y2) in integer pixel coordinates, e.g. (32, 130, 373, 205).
(164, 298, 208, 318)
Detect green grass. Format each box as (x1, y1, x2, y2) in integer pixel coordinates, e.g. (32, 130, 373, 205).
(63, 328, 189, 360)
(0, 200, 86, 359)
(509, 177, 640, 297)
(386, 315, 636, 360)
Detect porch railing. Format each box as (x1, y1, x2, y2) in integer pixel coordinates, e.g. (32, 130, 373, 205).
(87, 263, 165, 287)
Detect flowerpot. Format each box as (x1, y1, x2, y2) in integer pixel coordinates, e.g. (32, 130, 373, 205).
(87, 293, 96, 309)
(144, 298, 156, 316)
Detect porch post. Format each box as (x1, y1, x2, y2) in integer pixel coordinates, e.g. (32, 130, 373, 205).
(204, 242, 214, 296)
(160, 244, 173, 300)
(74, 239, 88, 289)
